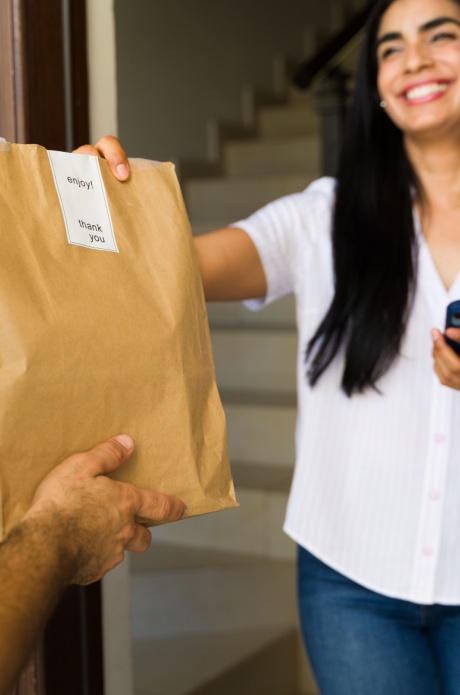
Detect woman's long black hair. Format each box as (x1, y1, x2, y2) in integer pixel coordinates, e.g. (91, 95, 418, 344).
(307, 0, 422, 396)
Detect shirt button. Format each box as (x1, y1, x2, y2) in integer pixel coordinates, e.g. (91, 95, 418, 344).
(422, 547, 433, 556)
(429, 491, 441, 501)
(435, 433, 447, 443)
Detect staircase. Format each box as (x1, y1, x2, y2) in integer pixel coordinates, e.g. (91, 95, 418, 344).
(128, 92, 315, 695)
(127, 7, 364, 695)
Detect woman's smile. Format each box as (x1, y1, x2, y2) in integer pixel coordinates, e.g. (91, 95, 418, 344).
(377, 0, 460, 136)
(401, 78, 451, 103)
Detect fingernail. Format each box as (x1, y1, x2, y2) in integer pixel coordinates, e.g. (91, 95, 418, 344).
(431, 329, 440, 342)
(114, 434, 134, 451)
(181, 506, 188, 520)
(116, 163, 129, 180)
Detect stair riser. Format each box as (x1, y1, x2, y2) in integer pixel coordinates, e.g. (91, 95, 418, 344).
(231, 461, 292, 492)
(132, 628, 307, 695)
(224, 137, 320, 176)
(190, 631, 301, 695)
(258, 108, 319, 138)
(185, 174, 315, 220)
(211, 329, 297, 394)
(191, 219, 235, 235)
(149, 488, 295, 561)
(131, 563, 297, 639)
(225, 402, 296, 467)
(206, 295, 296, 329)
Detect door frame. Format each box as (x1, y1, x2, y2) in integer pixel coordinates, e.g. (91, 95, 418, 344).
(0, 2, 103, 694)
(0, 0, 89, 149)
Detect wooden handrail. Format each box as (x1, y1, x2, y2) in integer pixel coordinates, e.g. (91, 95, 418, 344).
(293, 4, 372, 89)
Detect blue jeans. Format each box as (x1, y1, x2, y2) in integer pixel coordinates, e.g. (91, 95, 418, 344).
(297, 546, 460, 695)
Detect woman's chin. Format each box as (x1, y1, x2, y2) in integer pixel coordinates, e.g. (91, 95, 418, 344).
(401, 116, 460, 142)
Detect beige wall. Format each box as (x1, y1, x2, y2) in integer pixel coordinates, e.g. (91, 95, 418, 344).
(113, 0, 336, 163)
(86, 0, 119, 142)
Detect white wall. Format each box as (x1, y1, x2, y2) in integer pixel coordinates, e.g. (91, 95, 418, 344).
(113, 0, 336, 163)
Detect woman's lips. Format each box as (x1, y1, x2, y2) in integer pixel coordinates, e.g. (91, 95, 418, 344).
(401, 80, 451, 104)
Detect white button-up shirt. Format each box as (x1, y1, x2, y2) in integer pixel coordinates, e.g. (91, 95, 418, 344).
(235, 177, 460, 604)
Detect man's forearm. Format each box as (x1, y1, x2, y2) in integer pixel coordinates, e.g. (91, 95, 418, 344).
(0, 515, 75, 695)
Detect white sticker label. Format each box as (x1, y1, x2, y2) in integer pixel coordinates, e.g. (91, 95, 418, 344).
(48, 150, 118, 253)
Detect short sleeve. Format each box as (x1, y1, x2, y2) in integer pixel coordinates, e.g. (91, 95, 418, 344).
(230, 177, 336, 310)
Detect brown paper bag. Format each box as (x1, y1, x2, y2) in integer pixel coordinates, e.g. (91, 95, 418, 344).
(0, 143, 237, 538)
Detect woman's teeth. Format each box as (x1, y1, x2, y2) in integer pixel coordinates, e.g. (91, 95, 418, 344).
(405, 82, 448, 100)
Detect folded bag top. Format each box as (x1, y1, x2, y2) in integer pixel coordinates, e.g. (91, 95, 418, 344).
(0, 143, 236, 537)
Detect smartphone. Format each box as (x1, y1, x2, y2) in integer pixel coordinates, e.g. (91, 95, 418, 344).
(445, 300, 460, 357)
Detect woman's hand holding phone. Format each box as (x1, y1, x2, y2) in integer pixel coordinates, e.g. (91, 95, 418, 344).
(432, 301, 460, 390)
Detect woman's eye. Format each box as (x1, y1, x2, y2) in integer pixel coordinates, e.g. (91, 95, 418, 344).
(430, 31, 457, 43)
(380, 45, 400, 60)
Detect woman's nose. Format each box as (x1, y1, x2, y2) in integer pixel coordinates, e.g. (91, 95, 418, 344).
(403, 41, 433, 73)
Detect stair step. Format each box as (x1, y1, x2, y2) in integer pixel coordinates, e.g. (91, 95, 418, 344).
(224, 401, 296, 467)
(257, 103, 319, 138)
(184, 173, 315, 220)
(206, 295, 296, 330)
(223, 135, 320, 176)
(211, 328, 297, 394)
(133, 627, 299, 695)
(147, 487, 295, 560)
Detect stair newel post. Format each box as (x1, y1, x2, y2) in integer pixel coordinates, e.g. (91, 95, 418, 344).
(313, 67, 349, 177)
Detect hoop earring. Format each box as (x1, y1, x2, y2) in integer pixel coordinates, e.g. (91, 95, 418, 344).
(380, 100, 387, 109)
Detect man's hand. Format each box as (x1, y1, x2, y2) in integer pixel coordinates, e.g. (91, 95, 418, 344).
(432, 328, 460, 390)
(73, 136, 130, 182)
(23, 434, 187, 584)
(0, 435, 186, 693)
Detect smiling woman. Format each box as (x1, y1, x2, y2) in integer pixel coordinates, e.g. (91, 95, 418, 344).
(86, 0, 460, 693)
(307, 0, 460, 394)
